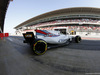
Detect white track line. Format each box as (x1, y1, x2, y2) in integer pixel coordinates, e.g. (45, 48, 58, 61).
(7, 37, 13, 42)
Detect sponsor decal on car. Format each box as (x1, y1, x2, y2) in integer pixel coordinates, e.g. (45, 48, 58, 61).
(25, 34, 32, 38)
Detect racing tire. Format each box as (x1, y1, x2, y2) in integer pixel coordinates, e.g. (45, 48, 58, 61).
(32, 39, 47, 55)
(75, 36, 81, 43)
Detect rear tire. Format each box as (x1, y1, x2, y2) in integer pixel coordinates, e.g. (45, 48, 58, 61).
(75, 36, 81, 43)
(33, 39, 47, 55)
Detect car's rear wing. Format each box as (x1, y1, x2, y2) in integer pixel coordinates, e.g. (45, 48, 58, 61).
(23, 32, 35, 44)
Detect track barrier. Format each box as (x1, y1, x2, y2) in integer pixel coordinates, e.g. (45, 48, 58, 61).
(0, 33, 9, 40)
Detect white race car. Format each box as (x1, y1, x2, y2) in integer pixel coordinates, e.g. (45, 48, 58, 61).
(23, 29, 81, 55)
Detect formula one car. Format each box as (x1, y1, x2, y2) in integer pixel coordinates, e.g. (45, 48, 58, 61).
(23, 29, 81, 55)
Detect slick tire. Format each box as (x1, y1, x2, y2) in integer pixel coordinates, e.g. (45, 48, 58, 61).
(33, 39, 47, 55)
(75, 36, 81, 43)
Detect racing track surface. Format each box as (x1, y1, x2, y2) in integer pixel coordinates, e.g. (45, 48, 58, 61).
(0, 36, 100, 75)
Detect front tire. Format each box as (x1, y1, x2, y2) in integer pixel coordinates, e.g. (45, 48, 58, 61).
(33, 39, 47, 55)
(75, 36, 81, 43)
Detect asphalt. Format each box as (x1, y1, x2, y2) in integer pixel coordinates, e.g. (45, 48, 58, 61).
(0, 36, 100, 75)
